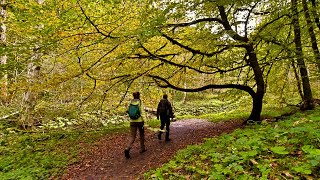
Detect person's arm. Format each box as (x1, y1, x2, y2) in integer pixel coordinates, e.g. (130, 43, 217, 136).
(140, 100, 146, 121)
(126, 101, 130, 114)
(168, 101, 174, 118)
(156, 102, 160, 120)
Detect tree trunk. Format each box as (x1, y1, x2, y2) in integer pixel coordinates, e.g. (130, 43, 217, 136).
(291, 0, 315, 110)
(218, 5, 265, 122)
(291, 61, 304, 100)
(21, 64, 40, 128)
(309, 0, 320, 30)
(182, 79, 187, 103)
(20, 0, 44, 128)
(302, 0, 320, 72)
(279, 63, 290, 103)
(246, 46, 265, 122)
(0, 0, 7, 104)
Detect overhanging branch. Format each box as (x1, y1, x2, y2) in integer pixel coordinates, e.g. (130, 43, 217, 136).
(161, 33, 230, 56)
(164, 17, 224, 28)
(148, 74, 256, 98)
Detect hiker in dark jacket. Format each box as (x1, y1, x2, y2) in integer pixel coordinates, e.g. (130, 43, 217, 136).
(124, 92, 146, 159)
(157, 94, 174, 141)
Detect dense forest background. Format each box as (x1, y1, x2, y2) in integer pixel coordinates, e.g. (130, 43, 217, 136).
(0, 0, 320, 179)
(1, 0, 319, 127)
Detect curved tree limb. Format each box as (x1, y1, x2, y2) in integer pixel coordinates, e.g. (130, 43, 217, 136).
(148, 74, 256, 98)
(135, 44, 250, 75)
(218, 6, 248, 42)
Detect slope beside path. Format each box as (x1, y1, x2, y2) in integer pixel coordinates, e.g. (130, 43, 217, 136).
(60, 119, 244, 180)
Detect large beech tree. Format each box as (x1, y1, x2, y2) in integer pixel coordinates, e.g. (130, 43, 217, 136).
(225, 0, 317, 110)
(131, 0, 318, 120)
(133, 1, 269, 122)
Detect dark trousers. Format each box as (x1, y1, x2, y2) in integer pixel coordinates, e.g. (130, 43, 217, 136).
(159, 114, 170, 140)
(127, 122, 145, 151)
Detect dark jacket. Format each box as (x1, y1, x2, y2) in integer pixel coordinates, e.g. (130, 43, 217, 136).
(157, 99, 173, 119)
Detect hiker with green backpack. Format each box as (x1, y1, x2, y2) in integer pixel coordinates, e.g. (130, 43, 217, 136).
(124, 91, 146, 159)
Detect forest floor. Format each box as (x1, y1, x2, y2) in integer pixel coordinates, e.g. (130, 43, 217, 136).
(60, 119, 244, 180)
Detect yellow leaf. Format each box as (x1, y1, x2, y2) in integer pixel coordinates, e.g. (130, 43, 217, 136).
(250, 159, 258, 165)
(282, 171, 294, 178)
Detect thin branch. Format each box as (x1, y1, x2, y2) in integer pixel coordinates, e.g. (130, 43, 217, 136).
(244, 2, 259, 37)
(235, 7, 271, 16)
(82, 44, 119, 73)
(77, 0, 117, 38)
(137, 44, 219, 74)
(79, 73, 97, 107)
(164, 17, 223, 29)
(161, 32, 231, 56)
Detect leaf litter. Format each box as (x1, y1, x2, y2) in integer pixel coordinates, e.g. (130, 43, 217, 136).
(59, 119, 244, 180)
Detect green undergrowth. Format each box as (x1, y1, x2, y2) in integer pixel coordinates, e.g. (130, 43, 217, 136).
(0, 125, 127, 180)
(173, 93, 298, 123)
(0, 95, 307, 179)
(144, 107, 320, 179)
(173, 98, 240, 118)
(180, 102, 297, 123)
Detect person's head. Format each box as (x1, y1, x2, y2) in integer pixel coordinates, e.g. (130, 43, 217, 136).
(133, 91, 140, 99)
(163, 94, 168, 99)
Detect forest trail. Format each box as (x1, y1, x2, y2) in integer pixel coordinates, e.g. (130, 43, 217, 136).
(60, 119, 244, 180)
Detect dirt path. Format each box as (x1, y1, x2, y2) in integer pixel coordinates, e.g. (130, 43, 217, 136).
(60, 119, 244, 180)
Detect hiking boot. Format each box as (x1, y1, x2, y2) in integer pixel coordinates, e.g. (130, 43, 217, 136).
(157, 133, 161, 140)
(124, 149, 130, 159)
(165, 138, 171, 142)
(140, 149, 147, 153)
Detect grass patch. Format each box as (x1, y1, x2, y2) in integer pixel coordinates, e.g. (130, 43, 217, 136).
(0, 125, 127, 180)
(199, 111, 249, 122)
(261, 104, 298, 117)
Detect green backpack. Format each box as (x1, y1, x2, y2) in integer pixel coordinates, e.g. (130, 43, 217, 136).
(128, 101, 141, 120)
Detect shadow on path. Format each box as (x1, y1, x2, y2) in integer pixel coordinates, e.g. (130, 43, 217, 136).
(61, 119, 244, 180)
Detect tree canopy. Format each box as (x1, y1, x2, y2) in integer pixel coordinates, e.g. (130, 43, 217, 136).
(1, 0, 319, 125)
